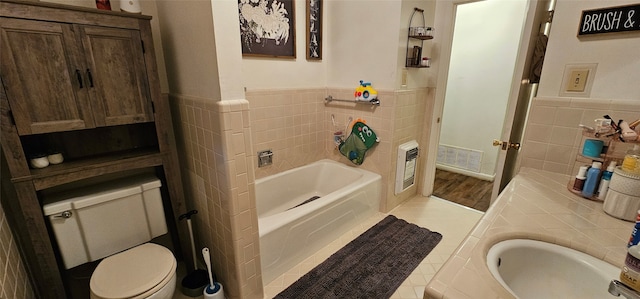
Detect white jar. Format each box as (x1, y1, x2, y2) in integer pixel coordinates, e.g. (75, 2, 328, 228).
(47, 153, 64, 164)
(420, 57, 430, 67)
(30, 156, 49, 169)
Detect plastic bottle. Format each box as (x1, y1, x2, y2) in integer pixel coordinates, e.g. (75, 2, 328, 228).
(628, 210, 640, 247)
(622, 145, 640, 174)
(621, 244, 640, 292)
(597, 161, 617, 200)
(582, 161, 602, 198)
(572, 166, 588, 191)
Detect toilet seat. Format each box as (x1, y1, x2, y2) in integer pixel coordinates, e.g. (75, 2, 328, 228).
(90, 243, 176, 299)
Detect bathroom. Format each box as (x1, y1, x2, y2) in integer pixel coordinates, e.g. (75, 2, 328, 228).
(1, 0, 639, 299)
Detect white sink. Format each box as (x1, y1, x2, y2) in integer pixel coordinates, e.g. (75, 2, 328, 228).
(487, 239, 620, 299)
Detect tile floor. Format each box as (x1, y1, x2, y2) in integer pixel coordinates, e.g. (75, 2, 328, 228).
(173, 196, 483, 299)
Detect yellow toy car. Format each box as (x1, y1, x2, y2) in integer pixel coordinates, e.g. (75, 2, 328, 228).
(354, 80, 378, 101)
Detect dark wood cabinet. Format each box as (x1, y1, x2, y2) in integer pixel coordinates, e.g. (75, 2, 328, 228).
(1, 15, 154, 135)
(0, 1, 188, 298)
(1, 18, 94, 135)
(80, 25, 154, 127)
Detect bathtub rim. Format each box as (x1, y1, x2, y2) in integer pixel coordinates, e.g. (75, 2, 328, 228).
(254, 159, 377, 186)
(255, 159, 382, 237)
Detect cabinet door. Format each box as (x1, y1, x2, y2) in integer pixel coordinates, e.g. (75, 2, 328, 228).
(0, 18, 95, 135)
(80, 26, 154, 127)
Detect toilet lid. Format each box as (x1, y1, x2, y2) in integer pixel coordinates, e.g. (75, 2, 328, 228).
(90, 243, 176, 299)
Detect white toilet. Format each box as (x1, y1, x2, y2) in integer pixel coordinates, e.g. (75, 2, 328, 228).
(43, 174, 177, 299)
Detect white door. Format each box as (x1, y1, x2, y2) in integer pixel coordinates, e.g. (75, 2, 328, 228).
(422, 0, 551, 202)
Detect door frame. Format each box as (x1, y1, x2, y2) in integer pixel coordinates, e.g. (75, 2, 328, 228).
(422, 0, 544, 201)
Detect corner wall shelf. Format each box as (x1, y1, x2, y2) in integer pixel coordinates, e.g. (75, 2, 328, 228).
(406, 7, 433, 68)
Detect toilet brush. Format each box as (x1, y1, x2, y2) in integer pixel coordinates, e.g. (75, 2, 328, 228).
(178, 210, 209, 297)
(202, 247, 224, 299)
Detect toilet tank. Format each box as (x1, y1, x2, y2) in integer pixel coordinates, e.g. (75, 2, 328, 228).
(43, 174, 167, 269)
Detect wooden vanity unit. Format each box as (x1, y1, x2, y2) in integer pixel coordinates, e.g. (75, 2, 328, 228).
(0, 1, 188, 297)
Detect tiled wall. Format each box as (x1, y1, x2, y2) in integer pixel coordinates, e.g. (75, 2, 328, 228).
(322, 88, 397, 212)
(246, 89, 326, 178)
(172, 95, 262, 299)
(247, 87, 432, 212)
(520, 96, 640, 176)
(0, 203, 35, 299)
(391, 89, 433, 208)
(324, 88, 432, 211)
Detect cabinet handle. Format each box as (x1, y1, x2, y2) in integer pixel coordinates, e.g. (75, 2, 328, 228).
(86, 69, 94, 87)
(76, 69, 83, 88)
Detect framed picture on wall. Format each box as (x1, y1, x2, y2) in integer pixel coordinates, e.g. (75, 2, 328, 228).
(306, 0, 322, 60)
(238, 0, 296, 58)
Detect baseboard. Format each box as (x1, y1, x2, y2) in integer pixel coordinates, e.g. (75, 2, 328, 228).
(436, 164, 495, 182)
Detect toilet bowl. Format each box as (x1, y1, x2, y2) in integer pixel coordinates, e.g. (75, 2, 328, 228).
(90, 243, 177, 299)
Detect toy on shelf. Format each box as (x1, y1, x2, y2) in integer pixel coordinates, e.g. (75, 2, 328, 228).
(354, 80, 378, 102)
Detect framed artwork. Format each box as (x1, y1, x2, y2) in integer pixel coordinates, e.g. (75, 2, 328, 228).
(306, 0, 322, 60)
(238, 0, 296, 58)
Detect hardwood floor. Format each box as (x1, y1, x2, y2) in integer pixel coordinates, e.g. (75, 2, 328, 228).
(432, 169, 492, 212)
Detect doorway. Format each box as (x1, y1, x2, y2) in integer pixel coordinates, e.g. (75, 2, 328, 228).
(424, 0, 552, 211)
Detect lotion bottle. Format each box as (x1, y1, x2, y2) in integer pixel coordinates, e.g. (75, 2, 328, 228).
(582, 161, 602, 198)
(597, 161, 616, 200)
(621, 244, 640, 292)
(572, 166, 588, 191)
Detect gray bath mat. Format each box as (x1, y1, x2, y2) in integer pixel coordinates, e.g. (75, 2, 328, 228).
(274, 215, 442, 299)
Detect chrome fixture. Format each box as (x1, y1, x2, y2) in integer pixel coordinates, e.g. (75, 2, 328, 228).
(492, 139, 521, 151)
(324, 95, 380, 106)
(609, 280, 640, 299)
(258, 149, 273, 167)
(52, 211, 72, 219)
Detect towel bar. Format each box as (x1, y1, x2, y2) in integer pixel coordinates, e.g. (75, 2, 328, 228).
(325, 95, 380, 106)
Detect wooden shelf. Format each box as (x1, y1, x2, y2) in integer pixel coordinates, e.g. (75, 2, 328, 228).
(12, 148, 163, 190)
(576, 153, 605, 162)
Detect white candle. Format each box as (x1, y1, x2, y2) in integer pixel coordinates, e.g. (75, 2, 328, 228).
(119, 0, 141, 13)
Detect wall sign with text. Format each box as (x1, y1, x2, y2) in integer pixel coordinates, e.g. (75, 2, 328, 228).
(578, 3, 640, 36)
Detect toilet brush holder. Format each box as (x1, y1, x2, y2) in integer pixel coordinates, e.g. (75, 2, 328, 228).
(179, 210, 208, 297)
(203, 282, 224, 299)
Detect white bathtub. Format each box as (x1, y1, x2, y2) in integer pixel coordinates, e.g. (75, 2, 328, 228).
(256, 159, 381, 284)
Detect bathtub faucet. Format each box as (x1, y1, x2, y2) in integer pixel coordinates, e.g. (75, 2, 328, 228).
(609, 280, 640, 299)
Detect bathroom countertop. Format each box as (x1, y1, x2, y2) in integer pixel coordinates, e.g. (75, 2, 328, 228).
(424, 167, 632, 299)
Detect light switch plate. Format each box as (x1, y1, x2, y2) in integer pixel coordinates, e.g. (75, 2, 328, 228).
(566, 70, 589, 92)
(560, 63, 597, 97)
